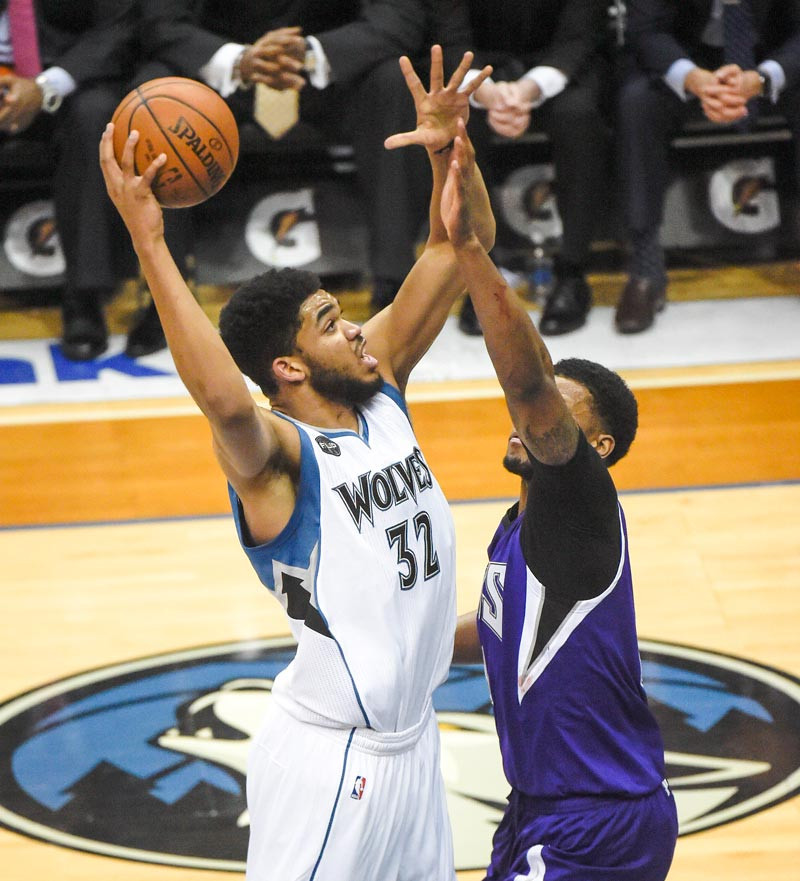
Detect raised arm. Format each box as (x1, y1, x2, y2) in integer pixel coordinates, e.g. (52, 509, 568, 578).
(98, 126, 283, 481)
(362, 46, 494, 392)
(441, 137, 580, 466)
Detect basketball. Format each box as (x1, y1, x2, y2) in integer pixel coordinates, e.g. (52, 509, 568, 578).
(111, 77, 239, 209)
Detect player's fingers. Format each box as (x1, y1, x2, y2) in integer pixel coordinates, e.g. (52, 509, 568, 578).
(450, 134, 466, 167)
(397, 55, 425, 103)
(140, 152, 167, 190)
(99, 122, 114, 156)
(119, 129, 139, 174)
(455, 119, 474, 162)
(429, 44, 444, 92)
(98, 123, 123, 192)
(384, 129, 423, 150)
(463, 64, 493, 98)
(446, 50, 475, 92)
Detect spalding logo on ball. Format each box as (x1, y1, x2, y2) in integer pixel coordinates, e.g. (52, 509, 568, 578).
(112, 77, 239, 208)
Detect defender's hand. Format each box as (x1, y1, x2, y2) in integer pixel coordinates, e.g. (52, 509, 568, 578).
(384, 45, 492, 153)
(440, 124, 479, 249)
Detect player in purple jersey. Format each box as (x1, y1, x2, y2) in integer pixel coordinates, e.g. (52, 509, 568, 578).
(443, 128, 679, 879)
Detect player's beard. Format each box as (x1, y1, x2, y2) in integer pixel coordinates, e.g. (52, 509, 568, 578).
(502, 451, 534, 482)
(307, 358, 382, 405)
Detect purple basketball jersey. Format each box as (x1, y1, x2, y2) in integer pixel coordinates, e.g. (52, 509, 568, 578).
(477, 504, 667, 799)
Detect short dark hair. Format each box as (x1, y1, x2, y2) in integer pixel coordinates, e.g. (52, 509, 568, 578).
(554, 358, 638, 466)
(218, 267, 321, 397)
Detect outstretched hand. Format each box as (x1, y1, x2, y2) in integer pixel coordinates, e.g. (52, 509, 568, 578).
(384, 45, 492, 153)
(99, 123, 166, 245)
(440, 123, 478, 249)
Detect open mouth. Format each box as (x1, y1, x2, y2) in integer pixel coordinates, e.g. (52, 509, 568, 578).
(358, 341, 378, 369)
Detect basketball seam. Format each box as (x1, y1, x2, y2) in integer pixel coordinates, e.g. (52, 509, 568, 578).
(132, 86, 237, 204)
(134, 80, 238, 166)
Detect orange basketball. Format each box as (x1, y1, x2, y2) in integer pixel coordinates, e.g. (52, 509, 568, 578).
(111, 77, 239, 208)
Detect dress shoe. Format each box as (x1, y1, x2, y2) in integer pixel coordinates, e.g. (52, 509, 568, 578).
(371, 278, 402, 313)
(457, 297, 482, 336)
(539, 275, 591, 336)
(125, 300, 167, 358)
(60, 297, 108, 361)
(614, 276, 666, 334)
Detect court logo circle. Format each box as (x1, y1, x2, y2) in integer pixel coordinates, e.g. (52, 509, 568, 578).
(0, 638, 798, 871)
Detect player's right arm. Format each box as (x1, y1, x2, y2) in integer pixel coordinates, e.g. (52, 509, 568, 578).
(441, 137, 580, 467)
(99, 125, 287, 485)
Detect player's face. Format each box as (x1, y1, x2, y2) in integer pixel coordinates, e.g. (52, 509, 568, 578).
(294, 291, 382, 405)
(502, 431, 534, 480)
(555, 377, 598, 438)
(502, 378, 598, 478)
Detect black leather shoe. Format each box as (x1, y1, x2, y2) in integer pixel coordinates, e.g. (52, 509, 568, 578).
(614, 276, 666, 334)
(457, 297, 482, 336)
(125, 300, 166, 358)
(539, 275, 592, 336)
(60, 298, 108, 361)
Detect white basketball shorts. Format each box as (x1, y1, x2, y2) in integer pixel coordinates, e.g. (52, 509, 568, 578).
(245, 699, 455, 881)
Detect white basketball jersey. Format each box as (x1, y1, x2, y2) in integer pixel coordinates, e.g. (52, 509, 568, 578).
(228, 384, 456, 733)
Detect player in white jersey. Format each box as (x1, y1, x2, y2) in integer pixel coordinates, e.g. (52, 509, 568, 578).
(100, 46, 494, 881)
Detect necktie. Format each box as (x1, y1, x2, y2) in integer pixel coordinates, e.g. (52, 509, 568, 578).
(722, 0, 758, 127)
(722, 0, 756, 70)
(7, 0, 41, 78)
(254, 83, 299, 139)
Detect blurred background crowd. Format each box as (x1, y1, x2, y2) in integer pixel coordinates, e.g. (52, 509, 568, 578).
(0, 0, 797, 362)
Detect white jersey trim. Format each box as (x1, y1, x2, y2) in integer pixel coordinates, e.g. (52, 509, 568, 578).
(517, 504, 627, 702)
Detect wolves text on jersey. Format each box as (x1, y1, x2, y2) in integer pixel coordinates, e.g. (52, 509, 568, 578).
(332, 446, 434, 531)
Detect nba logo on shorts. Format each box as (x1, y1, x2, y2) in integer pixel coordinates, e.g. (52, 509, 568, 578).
(351, 775, 366, 800)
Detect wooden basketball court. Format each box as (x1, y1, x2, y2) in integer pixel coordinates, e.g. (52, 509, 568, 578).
(0, 277, 799, 879)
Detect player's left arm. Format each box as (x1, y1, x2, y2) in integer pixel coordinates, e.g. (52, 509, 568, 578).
(362, 46, 495, 393)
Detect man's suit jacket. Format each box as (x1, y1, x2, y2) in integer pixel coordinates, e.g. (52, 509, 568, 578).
(626, 0, 800, 91)
(27, 0, 135, 84)
(145, 0, 470, 89)
(461, 0, 607, 83)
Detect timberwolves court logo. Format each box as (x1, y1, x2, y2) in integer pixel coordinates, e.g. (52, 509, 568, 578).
(0, 638, 799, 870)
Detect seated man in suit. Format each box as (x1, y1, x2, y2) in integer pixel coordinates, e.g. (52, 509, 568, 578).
(0, 0, 134, 360)
(455, 0, 612, 337)
(617, 0, 800, 333)
(0, 0, 190, 360)
(144, 0, 470, 313)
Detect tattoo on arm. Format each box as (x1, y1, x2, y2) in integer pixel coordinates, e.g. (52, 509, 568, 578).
(524, 418, 580, 466)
